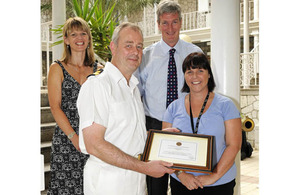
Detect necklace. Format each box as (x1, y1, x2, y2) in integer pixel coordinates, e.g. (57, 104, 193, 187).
(189, 92, 210, 134)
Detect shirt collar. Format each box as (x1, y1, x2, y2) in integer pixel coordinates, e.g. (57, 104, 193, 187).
(105, 62, 123, 83)
(105, 62, 139, 88)
(159, 38, 181, 54)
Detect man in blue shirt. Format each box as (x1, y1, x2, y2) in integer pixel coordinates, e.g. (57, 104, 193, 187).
(135, 1, 203, 194)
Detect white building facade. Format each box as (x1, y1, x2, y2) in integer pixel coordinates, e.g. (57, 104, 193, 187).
(40, 1, 259, 194)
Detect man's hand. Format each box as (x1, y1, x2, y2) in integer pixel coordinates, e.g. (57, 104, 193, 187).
(144, 160, 175, 178)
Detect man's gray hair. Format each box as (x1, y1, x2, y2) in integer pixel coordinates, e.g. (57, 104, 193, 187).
(111, 22, 143, 45)
(156, 0, 182, 23)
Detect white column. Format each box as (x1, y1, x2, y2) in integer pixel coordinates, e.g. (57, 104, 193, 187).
(41, 40, 43, 87)
(198, 0, 209, 12)
(154, 3, 159, 35)
(40, 154, 45, 191)
(52, 0, 66, 61)
(243, 0, 249, 53)
(243, 0, 250, 88)
(211, 1, 241, 195)
(254, 0, 259, 20)
(253, 33, 259, 83)
(143, 8, 147, 36)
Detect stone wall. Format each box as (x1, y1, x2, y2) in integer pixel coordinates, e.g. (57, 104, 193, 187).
(240, 88, 259, 149)
(126, 0, 198, 24)
(41, 0, 52, 23)
(194, 41, 211, 57)
(127, 7, 144, 23)
(178, 0, 198, 13)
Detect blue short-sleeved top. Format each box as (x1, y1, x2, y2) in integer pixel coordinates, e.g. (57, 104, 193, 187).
(163, 93, 240, 186)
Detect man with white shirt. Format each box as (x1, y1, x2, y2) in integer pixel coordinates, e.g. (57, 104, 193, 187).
(134, 1, 203, 194)
(77, 22, 174, 195)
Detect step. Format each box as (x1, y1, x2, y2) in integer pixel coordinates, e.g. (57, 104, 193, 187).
(250, 77, 259, 85)
(44, 162, 50, 172)
(41, 141, 52, 164)
(41, 107, 55, 124)
(41, 141, 52, 149)
(41, 89, 49, 107)
(250, 73, 259, 85)
(41, 122, 55, 142)
(43, 163, 50, 193)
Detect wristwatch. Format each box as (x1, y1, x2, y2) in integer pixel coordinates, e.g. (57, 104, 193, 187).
(67, 132, 76, 139)
(175, 170, 184, 177)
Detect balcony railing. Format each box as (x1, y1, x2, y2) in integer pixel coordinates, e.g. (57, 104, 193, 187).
(240, 44, 259, 88)
(41, 22, 53, 88)
(136, 18, 156, 37)
(181, 11, 211, 31)
(137, 1, 258, 37)
(137, 11, 211, 37)
(41, 1, 259, 89)
(240, 0, 258, 23)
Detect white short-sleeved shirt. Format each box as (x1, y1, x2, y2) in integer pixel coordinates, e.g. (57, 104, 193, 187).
(77, 62, 147, 195)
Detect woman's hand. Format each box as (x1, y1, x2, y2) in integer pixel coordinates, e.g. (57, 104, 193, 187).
(162, 122, 181, 133)
(178, 172, 202, 191)
(195, 118, 242, 188)
(195, 174, 219, 188)
(70, 134, 81, 152)
(162, 127, 181, 133)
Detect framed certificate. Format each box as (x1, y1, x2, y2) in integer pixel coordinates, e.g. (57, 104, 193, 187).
(142, 129, 214, 174)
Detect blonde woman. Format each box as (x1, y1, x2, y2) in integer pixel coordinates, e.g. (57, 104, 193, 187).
(47, 17, 98, 195)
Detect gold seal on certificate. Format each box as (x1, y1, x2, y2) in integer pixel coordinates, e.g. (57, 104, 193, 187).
(142, 129, 214, 174)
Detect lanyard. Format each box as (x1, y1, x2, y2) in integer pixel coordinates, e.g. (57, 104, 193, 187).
(189, 92, 210, 134)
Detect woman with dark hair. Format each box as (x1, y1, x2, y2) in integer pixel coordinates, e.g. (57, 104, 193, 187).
(47, 17, 98, 195)
(162, 52, 242, 195)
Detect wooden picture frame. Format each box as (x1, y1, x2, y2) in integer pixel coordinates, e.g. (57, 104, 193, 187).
(142, 129, 214, 174)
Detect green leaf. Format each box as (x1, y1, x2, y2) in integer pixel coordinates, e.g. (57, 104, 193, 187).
(96, 0, 103, 19)
(109, 21, 115, 37)
(103, 3, 115, 26)
(72, 0, 82, 16)
(86, 0, 99, 22)
(51, 40, 64, 47)
(51, 24, 64, 35)
(82, 0, 90, 19)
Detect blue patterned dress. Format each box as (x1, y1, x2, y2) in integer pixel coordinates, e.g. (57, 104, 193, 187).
(47, 61, 97, 195)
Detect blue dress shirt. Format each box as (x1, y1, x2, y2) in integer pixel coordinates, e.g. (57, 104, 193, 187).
(135, 39, 203, 121)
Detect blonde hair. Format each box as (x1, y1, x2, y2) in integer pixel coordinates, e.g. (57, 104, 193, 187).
(61, 17, 95, 66)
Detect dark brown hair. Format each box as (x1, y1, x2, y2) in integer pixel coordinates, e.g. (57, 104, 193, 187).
(181, 52, 216, 93)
